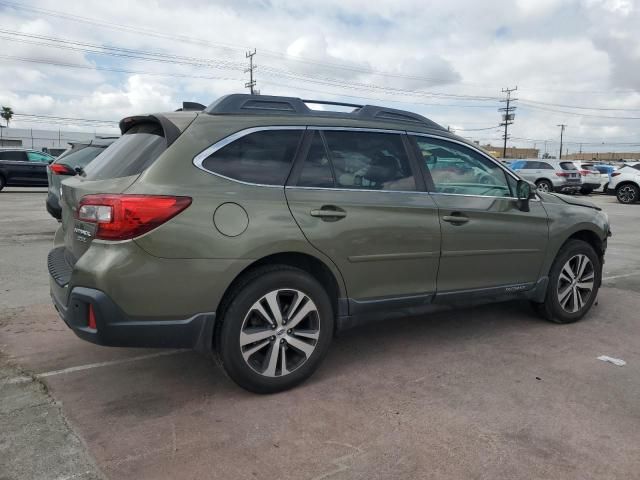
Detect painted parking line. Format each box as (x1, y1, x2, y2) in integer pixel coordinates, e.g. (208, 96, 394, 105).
(36, 350, 188, 378)
(603, 272, 640, 281)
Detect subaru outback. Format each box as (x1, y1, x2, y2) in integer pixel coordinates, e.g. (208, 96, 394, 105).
(48, 94, 610, 393)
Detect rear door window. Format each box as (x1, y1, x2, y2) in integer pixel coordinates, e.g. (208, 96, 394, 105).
(0, 150, 28, 161)
(320, 130, 416, 191)
(201, 129, 303, 185)
(83, 123, 166, 180)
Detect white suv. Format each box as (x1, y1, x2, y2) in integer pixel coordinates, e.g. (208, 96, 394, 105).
(608, 162, 640, 204)
(571, 162, 602, 195)
(510, 159, 582, 193)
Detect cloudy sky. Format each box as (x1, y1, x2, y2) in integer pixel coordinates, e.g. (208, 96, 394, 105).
(0, 0, 639, 154)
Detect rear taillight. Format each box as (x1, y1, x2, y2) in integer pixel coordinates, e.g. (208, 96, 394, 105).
(611, 172, 621, 177)
(49, 163, 76, 176)
(579, 170, 590, 176)
(77, 194, 192, 241)
(556, 172, 569, 177)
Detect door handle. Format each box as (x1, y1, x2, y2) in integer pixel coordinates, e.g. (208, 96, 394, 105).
(442, 214, 469, 224)
(310, 206, 347, 220)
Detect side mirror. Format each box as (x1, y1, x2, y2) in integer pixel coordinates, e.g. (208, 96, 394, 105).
(516, 180, 533, 212)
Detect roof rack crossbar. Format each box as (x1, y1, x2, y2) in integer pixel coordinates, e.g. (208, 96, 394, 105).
(301, 99, 363, 109)
(204, 94, 445, 131)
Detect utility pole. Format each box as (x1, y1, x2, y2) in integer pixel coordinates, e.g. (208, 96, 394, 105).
(244, 49, 257, 95)
(499, 86, 517, 158)
(557, 124, 567, 159)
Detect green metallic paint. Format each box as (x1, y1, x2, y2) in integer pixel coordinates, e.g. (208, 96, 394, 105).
(53, 109, 610, 332)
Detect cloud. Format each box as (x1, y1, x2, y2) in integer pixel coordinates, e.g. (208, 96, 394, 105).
(0, 0, 638, 151)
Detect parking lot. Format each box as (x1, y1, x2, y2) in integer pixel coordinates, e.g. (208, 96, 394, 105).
(1, 187, 639, 479)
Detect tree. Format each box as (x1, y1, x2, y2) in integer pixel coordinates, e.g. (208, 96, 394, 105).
(1, 106, 14, 127)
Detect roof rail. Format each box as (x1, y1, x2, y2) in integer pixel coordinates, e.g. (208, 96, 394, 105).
(205, 94, 445, 130)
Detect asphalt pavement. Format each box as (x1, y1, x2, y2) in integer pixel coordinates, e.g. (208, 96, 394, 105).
(1, 187, 639, 479)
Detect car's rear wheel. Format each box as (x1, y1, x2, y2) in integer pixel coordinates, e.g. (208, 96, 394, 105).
(580, 187, 592, 195)
(216, 266, 334, 393)
(535, 179, 552, 193)
(533, 239, 601, 324)
(616, 183, 639, 204)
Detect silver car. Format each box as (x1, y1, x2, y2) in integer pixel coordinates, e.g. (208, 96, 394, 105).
(510, 159, 582, 193)
(45, 137, 118, 219)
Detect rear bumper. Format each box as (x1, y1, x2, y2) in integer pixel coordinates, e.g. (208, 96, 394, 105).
(50, 285, 216, 351)
(580, 182, 600, 190)
(554, 184, 581, 193)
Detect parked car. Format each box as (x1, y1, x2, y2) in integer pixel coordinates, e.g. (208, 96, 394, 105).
(570, 161, 602, 195)
(0, 148, 55, 191)
(48, 94, 610, 393)
(509, 159, 582, 193)
(607, 162, 640, 204)
(46, 137, 118, 219)
(586, 164, 617, 192)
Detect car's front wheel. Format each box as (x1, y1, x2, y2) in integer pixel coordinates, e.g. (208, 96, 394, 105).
(216, 266, 334, 393)
(616, 183, 639, 204)
(535, 179, 553, 193)
(533, 239, 601, 324)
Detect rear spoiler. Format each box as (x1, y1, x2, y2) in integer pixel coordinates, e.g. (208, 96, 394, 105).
(175, 102, 206, 112)
(119, 115, 181, 147)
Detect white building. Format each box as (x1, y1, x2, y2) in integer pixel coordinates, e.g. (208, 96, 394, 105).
(0, 126, 116, 156)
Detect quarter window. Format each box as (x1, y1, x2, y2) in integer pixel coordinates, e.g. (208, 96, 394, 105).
(315, 130, 416, 191)
(201, 130, 302, 185)
(413, 137, 513, 197)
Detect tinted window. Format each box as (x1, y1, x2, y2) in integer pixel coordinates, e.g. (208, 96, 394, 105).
(55, 146, 106, 170)
(202, 130, 302, 185)
(84, 123, 166, 180)
(539, 162, 553, 169)
(510, 160, 524, 169)
(298, 132, 334, 188)
(0, 150, 27, 161)
(632, 164, 640, 171)
(322, 131, 416, 191)
(414, 137, 512, 197)
(27, 151, 52, 163)
(560, 162, 577, 171)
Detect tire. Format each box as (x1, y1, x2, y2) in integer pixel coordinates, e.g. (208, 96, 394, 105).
(216, 265, 334, 393)
(535, 179, 553, 193)
(616, 183, 639, 204)
(0, 175, 5, 192)
(533, 239, 601, 324)
(580, 187, 592, 195)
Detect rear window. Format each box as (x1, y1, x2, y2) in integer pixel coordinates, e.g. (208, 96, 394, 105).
(201, 130, 303, 185)
(560, 162, 577, 170)
(83, 123, 166, 180)
(55, 146, 106, 170)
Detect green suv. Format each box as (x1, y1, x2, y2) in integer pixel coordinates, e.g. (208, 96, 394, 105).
(48, 94, 610, 393)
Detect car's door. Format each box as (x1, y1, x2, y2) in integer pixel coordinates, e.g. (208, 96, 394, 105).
(0, 150, 30, 183)
(286, 129, 441, 309)
(512, 160, 537, 182)
(26, 151, 52, 185)
(410, 135, 549, 295)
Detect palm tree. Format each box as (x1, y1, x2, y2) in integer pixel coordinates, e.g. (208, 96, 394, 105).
(1, 106, 14, 127)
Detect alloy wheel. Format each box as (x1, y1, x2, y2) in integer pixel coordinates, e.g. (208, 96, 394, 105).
(537, 182, 550, 192)
(556, 254, 595, 313)
(239, 289, 320, 377)
(617, 185, 637, 203)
